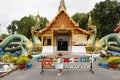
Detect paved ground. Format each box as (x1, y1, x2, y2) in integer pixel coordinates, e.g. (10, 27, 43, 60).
(1, 60, 120, 80)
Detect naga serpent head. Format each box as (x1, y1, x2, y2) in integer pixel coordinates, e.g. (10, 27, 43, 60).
(87, 25, 97, 34)
(87, 13, 97, 34)
(31, 15, 41, 36)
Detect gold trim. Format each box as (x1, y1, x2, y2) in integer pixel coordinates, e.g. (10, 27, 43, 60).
(41, 37, 43, 46)
(51, 28, 74, 30)
(52, 31, 54, 46)
(39, 35, 52, 37)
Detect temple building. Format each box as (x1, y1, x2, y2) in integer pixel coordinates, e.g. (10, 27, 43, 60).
(0, 35, 3, 42)
(38, 0, 89, 54)
(114, 21, 120, 33)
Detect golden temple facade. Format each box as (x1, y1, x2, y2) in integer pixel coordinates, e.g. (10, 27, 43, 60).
(38, 0, 89, 52)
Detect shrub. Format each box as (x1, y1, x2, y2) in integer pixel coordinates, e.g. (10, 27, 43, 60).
(17, 56, 29, 64)
(10, 57, 18, 65)
(1, 53, 12, 63)
(108, 57, 120, 64)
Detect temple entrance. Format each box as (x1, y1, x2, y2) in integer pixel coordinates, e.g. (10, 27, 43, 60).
(54, 30, 71, 51)
(57, 36, 68, 51)
(57, 40, 68, 51)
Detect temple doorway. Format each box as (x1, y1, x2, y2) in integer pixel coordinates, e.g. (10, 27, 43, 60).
(57, 36, 68, 51)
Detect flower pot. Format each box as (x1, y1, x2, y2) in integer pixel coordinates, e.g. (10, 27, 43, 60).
(26, 63, 32, 69)
(109, 62, 118, 68)
(18, 63, 26, 69)
(101, 63, 109, 68)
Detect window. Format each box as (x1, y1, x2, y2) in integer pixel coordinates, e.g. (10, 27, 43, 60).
(47, 39, 51, 45)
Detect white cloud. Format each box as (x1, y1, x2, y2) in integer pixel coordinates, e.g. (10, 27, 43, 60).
(0, 0, 105, 34)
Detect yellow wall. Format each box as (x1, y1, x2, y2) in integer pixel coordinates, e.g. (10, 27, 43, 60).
(72, 34, 87, 46)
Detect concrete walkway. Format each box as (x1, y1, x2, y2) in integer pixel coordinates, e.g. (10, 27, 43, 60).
(1, 60, 120, 80)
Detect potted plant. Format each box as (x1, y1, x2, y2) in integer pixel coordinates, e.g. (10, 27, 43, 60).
(1, 53, 12, 63)
(17, 55, 29, 69)
(10, 57, 18, 65)
(108, 57, 120, 68)
(98, 57, 109, 68)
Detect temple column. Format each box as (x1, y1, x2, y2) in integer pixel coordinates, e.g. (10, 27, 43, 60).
(71, 30, 73, 46)
(41, 36, 44, 46)
(51, 31, 54, 46)
(70, 30, 73, 51)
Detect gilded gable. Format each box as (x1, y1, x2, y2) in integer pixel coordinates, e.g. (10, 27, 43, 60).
(50, 11, 76, 29)
(39, 9, 89, 36)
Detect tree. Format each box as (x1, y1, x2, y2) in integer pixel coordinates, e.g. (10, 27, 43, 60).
(7, 20, 18, 34)
(7, 15, 49, 39)
(72, 13, 89, 29)
(92, 0, 120, 38)
(37, 16, 49, 29)
(17, 15, 36, 39)
(1, 34, 9, 39)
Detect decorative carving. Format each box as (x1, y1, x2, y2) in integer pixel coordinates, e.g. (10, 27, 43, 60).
(86, 13, 97, 53)
(39, 11, 89, 36)
(51, 12, 75, 29)
(31, 15, 40, 36)
(38, 4, 89, 37)
(58, 0, 66, 11)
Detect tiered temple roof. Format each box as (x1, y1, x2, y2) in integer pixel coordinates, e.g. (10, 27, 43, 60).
(38, 0, 89, 36)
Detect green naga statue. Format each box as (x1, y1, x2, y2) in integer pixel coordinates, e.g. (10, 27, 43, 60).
(86, 13, 120, 56)
(26, 15, 42, 54)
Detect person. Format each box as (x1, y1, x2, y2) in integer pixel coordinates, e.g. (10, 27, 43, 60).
(56, 53, 63, 75)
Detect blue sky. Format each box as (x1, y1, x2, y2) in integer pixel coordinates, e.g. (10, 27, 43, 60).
(0, 0, 105, 34)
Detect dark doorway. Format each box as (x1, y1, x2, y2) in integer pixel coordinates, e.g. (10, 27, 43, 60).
(57, 40, 68, 51)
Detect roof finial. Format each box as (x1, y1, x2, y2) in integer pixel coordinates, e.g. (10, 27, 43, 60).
(88, 13, 92, 27)
(36, 13, 40, 28)
(58, 0, 66, 11)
